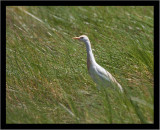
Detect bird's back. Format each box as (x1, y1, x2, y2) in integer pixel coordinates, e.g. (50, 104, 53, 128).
(89, 63, 123, 92)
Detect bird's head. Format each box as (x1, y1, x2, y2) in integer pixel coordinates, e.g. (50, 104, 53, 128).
(72, 35, 89, 43)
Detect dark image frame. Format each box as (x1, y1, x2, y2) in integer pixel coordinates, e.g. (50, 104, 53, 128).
(1, 0, 159, 129)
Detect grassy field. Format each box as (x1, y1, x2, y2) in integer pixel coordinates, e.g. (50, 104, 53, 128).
(6, 6, 153, 124)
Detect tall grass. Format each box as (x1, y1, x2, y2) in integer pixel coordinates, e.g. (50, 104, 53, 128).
(6, 6, 153, 124)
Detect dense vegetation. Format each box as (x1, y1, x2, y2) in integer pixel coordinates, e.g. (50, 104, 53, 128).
(6, 6, 153, 124)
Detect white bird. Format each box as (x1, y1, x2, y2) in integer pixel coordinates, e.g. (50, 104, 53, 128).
(72, 35, 123, 92)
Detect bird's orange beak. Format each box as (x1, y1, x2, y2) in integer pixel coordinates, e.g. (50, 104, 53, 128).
(72, 37, 80, 40)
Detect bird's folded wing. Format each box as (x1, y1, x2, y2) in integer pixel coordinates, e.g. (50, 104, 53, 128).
(95, 65, 117, 84)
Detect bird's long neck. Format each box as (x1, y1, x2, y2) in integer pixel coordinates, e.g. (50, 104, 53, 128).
(85, 40, 96, 70)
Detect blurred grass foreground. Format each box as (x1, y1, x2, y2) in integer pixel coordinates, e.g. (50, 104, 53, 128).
(6, 6, 153, 124)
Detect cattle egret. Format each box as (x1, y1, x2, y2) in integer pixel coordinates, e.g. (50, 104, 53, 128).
(72, 35, 123, 92)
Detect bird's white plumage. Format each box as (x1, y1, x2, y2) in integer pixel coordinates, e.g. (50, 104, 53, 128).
(72, 35, 123, 92)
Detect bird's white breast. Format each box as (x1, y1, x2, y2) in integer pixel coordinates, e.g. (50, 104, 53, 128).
(88, 64, 113, 88)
